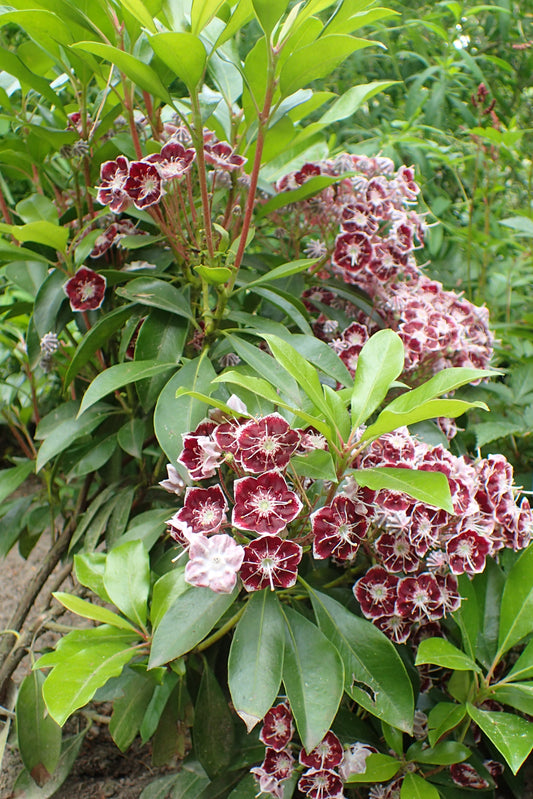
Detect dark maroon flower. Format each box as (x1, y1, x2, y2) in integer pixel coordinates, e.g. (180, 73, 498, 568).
(332, 231, 374, 279)
(124, 160, 162, 208)
(204, 141, 246, 171)
(262, 747, 295, 779)
(173, 485, 228, 535)
(259, 703, 294, 751)
(406, 504, 447, 557)
(374, 532, 418, 573)
(145, 141, 196, 180)
(447, 530, 491, 575)
(375, 614, 411, 644)
(450, 763, 490, 789)
(64, 267, 106, 311)
(232, 471, 302, 535)
(97, 156, 130, 212)
(236, 413, 300, 474)
(295, 426, 328, 453)
(90, 223, 120, 258)
(312, 496, 368, 561)
(396, 573, 443, 622)
(297, 768, 344, 799)
(178, 434, 222, 480)
(300, 732, 343, 770)
(213, 418, 246, 455)
(294, 162, 322, 184)
(354, 566, 399, 619)
(435, 573, 462, 614)
(240, 536, 302, 592)
(365, 176, 393, 217)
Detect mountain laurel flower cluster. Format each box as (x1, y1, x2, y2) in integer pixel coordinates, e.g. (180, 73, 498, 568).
(161, 403, 532, 645)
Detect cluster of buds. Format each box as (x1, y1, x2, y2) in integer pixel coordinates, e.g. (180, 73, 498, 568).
(160, 399, 532, 644)
(251, 701, 376, 799)
(274, 155, 494, 378)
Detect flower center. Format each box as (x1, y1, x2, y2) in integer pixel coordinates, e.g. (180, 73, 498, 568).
(79, 282, 96, 301)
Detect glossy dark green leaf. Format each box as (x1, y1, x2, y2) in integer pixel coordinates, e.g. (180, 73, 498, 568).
(307, 585, 414, 732)
(466, 703, 533, 774)
(194, 662, 235, 778)
(406, 740, 470, 765)
(72, 41, 171, 102)
(282, 606, 344, 752)
(4, 260, 48, 297)
(497, 544, 533, 656)
(256, 175, 345, 218)
(505, 637, 533, 682)
(135, 311, 188, 411)
(150, 568, 189, 630)
(16, 670, 62, 781)
(415, 638, 481, 673)
(472, 559, 504, 668)
(352, 467, 454, 513)
(104, 540, 151, 629)
(42, 643, 137, 726)
(36, 402, 112, 471)
(66, 434, 118, 479)
(78, 361, 176, 416)
(140, 671, 179, 744)
(154, 356, 217, 465)
(262, 334, 328, 415)
(116, 278, 194, 321)
(109, 671, 155, 752)
(52, 592, 137, 632)
(454, 573, 480, 661)
(427, 702, 466, 748)
(280, 35, 374, 97)
(63, 304, 135, 387)
(228, 590, 285, 731)
(149, 32, 207, 92)
(492, 682, 533, 716)
(350, 329, 404, 429)
(149, 585, 238, 668)
(32, 268, 68, 338)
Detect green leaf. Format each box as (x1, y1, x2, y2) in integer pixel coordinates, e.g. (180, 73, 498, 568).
(500, 215, 533, 236)
(32, 267, 68, 339)
(140, 671, 179, 743)
(290, 449, 337, 481)
(345, 752, 401, 783)
(289, 334, 353, 388)
(117, 418, 147, 459)
(71, 42, 172, 102)
(194, 662, 235, 778)
(228, 590, 285, 732)
(104, 540, 151, 629)
(135, 310, 188, 411)
(74, 552, 111, 603)
(406, 740, 470, 765)
(109, 671, 155, 752)
(150, 568, 189, 630)
(427, 702, 466, 748)
(149, 585, 238, 668)
(319, 81, 398, 125)
(116, 278, 194, 321)
(12, 727, 88, 799)
(0, 48, 59, 108)
(363, 398, 488, 442)
(236, 259, 314, 291)
(7, 221, 68, 253)
(52, 592, 137, 632)
(63, 305, 135, 388)
(78, 361, 176, 416)
(256, 174, 346, 218)
(0, 461, 34, 505)
(262, 334, 328, 416)
(36, 402, 112, 472)
(195, 265, 232, 284)
(415, 639, 481, 673)
(351, 330, 405, 429)
(280, 35, 374, 97)
(36, 626, 138, 670)
(252, 0, 288, 35)
(149, 32, 207, 92)
(466, 703, 533, 774)
(42, 644, 137, 726)
(191, 0, 227, 34)
(505, 637, 533, 682)
(282, 606, 344, 752)
(471, 559, 504, 668)
(154, 356, 217, 465)
(352, 467, 454, 513)
(400, 773, 440, 799)
(306, 585, 414, 732)
(116, 0, 158, 32)
(497, 544, 533, 656)
(492, 682, 533, 716)
(4, 260, 48, 297)
(16, 670, 62, 781)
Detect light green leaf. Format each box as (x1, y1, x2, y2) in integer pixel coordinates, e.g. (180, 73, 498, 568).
(280, 35, 374, 97)
(149, 32, 207, 92)
(0, 461, 34, 505)
(116, 0, 157, 32)
(149, 585, 238, 668)
(36, 626, 138, 670)
(290, 449, 337, 481)
(16, 670, 62, 780)
(362, 398, 489, 442)
(52, 592, 137, 632)
(466, 703, 533, 774)
(78, 361, 176, 416)
(42, 644, 137, 726)
(282, 606, 344, 752)
(228, 590, 285, 732)
(71, 42, 171, 102)
(116, 278, 194, 321)
(191, 0, 227, 34)
(351, 329, 405, 429)
(346, 753, 401, 783)
(2, 221, 68, 253)
(319, 81, 397, 125)
(256, 174, 343, 218)
(150, 568, 189, 630)
(400, 773, 440, 799)
(74, 552, 111, 603)
(104, 540, 151, 629)
(505, 637, 533, 682)
(252, 0, 288, 35)
(497, 544, 533, 656)
(236, 259, 314, 291)
(352, 467, 454, 513)
(306, 585, 414, 732)
(415, 639, 481, 673)
(262, 334, 328, 416)
(195, 265, 232, 284)
(500, 216, 533, 236)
